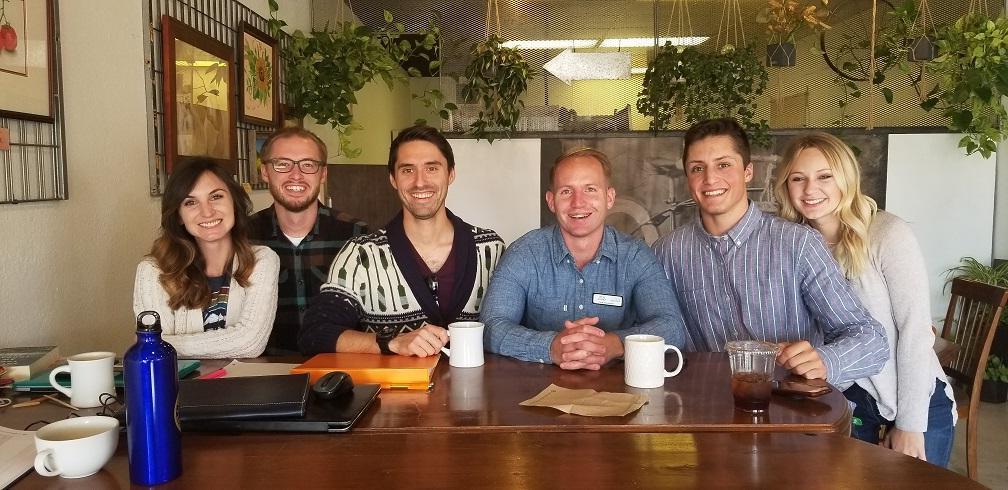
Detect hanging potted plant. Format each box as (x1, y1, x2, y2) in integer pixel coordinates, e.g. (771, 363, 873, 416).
(636, 44, 770, 146)
(981, 355, 1008, 403)
(268, 2, 448, 157)
(756, 0, 831, 67)
(900, 0, 938, 62)
(459, 35, 536, 142)
(920, 13, 1008, 158)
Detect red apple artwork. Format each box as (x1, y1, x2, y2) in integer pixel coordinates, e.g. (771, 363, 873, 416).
(0, 24, 17, 52)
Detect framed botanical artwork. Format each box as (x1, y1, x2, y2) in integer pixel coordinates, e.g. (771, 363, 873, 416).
(0, 0, 55, 122)
(247, 128, 273, 185)
(238, 23, 278, 128)
(161, 15, 236, 174)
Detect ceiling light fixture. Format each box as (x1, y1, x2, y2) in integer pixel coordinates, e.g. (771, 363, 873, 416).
(501, 39, 598, 50)
(599, 36, 709, 48)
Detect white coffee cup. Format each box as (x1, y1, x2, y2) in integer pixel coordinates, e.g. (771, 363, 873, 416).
(440, 321, 484, 368)
(624, 334, 684, 389)
(49, 352, 116, 408)
(34, 416, 119, 478)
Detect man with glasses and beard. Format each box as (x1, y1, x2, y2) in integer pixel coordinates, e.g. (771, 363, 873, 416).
(299, 124, 504, 357)
(250, 127, 368, 355)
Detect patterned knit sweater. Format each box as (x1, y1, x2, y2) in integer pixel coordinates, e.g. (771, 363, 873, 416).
(133, 245, 279, 359)
(299, 210, 504, 354)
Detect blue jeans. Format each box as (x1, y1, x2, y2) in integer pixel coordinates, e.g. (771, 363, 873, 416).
(843, 379, 954, 468)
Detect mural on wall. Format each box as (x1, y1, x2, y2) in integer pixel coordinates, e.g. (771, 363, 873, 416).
(541, 132, 887, 245)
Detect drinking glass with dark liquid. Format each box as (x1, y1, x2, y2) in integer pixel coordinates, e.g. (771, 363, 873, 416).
(726, 341, 781, 412)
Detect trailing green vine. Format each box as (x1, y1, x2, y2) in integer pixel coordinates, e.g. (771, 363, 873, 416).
(459, 35, 536, 143)
(922, 13, 1008, 159)
(268, 1, 447, 157)
(637, 44, 770, 146)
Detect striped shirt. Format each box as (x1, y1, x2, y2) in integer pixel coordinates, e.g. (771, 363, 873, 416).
(651, 202, 889, 385)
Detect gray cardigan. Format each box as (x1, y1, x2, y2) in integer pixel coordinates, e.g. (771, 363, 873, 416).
(843, 211, 955, 432)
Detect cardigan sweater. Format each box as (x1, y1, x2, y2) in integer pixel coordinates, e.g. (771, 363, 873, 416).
(298, 210, 504, 355)
(843, 211, 955, 432)
(133, 245, 280, 359)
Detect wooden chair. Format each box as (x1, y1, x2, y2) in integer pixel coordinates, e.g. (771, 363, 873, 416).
(938, 277, 1008, 480)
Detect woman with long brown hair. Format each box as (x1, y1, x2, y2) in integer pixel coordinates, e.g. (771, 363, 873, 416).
(774, 132, 955, 467)
(133, 158, 278, 358)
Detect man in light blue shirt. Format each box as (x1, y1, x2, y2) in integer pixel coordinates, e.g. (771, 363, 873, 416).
(481, 148, 686, 370)
(652, 118, 888, 385)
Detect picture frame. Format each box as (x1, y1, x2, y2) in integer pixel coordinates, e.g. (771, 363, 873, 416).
(0, 0, 55, 122)
(161, 15, 237, 174)
(238, 22, 279, 128)
(247, 128, 273, 185)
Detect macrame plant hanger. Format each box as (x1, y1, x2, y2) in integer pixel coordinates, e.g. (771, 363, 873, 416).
(666, 0, 696, 45)
(968, 0, 991, 18)
(715, 0, 746, 52)
(485, 0, 502, 41)
(866, 0, 878, 129)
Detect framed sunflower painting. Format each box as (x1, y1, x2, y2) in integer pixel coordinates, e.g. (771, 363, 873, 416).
(238, 22, 278, 128)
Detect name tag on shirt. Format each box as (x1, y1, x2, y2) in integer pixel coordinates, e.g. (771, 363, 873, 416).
(592, 293, 623, 307)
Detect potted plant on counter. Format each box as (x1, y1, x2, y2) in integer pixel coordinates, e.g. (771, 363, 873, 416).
(981, 355, 1008, 403)
(756, 0, 831, 67)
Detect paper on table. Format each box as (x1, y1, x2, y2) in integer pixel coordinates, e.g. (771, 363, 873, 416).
(519, 383, 648, 417)
(0, 425, 36, 488)
(220, 360, 300, 378)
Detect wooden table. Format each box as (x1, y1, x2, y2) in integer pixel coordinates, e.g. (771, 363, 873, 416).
(4, 353, 980, 488)
(351, 352, 851, 434)
(11, 431, 983, 488)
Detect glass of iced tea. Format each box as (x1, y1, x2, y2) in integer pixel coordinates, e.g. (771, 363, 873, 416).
(725, 340, 781, 412)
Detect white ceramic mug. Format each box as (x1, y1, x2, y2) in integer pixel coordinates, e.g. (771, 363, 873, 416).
(440, 321, 485, 368)
(624, 334, 684, 389)
(34, 416, 119, 478)
(49, 352, 116, 408)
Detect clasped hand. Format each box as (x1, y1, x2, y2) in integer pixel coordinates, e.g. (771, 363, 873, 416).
(549, 317, 620, 371)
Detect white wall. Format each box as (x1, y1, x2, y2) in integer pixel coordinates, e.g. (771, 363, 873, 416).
(446, 139, 541, 245)
(885, 134, 997, 320)
(0, 0, 308, 355)
(0, 1, 155, 354)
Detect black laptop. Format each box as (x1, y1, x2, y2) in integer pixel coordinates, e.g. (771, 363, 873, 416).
(180, 383, 381, 433)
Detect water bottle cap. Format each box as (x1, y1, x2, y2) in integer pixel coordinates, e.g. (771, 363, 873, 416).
(136, 310, 162, 332)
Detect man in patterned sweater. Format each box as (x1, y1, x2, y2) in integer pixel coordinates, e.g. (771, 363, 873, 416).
(299, 125, 504, 357)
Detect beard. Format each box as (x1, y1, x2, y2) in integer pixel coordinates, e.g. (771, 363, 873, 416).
(270, 184, 319, 213)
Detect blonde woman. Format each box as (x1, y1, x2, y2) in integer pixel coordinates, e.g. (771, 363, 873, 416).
(774, 132, 954, 467)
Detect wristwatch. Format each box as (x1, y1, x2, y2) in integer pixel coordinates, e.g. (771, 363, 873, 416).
(376, 327, 396, 355)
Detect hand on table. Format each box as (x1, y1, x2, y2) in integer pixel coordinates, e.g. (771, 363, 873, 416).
(550, 317, 607, 370)
(389, 323, 448, 357)
(776, 341, 828, 380)
(882, 428, 928, 461)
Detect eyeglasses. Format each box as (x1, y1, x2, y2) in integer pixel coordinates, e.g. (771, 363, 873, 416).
(265, 158, 323, 174)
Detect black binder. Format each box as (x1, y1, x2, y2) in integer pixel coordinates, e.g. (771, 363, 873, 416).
(178, 374, 311, 421)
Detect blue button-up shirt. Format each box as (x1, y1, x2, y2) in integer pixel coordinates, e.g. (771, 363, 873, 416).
(481, 224, 686, 363)
(652, 202, 889, 385)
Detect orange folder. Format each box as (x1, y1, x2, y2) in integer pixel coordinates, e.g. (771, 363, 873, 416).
(290, 353, 442, 391)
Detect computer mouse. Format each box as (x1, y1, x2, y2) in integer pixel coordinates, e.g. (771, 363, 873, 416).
(312, 371, 353, 400)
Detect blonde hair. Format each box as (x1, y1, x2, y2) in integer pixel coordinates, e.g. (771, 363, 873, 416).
(773, 132, 877, 278)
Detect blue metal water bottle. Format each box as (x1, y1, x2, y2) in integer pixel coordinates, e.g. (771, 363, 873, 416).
(124, 311, 182, 485)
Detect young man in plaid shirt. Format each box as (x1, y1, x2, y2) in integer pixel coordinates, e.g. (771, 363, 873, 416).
(249, 127, 367, 355)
